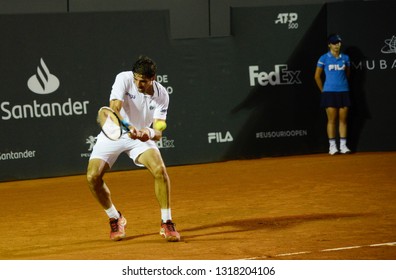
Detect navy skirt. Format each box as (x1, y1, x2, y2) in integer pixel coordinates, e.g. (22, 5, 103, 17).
(320, 91, 351, 108)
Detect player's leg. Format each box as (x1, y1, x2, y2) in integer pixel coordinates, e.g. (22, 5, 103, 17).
(87, 158, 127, 241)
(137, 149, 170, 209)
(339, 107, 351, 153)
(326, 107, 339, 155)
(137, 148, 180, 242)
(86, 158, 112, 209)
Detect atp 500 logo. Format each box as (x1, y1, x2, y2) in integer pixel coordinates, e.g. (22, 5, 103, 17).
(275, 13, 299, 29)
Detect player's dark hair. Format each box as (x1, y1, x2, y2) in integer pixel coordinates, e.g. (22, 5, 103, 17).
(132, 55, 157, 78)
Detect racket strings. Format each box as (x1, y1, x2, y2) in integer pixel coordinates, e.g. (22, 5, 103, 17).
(98, 108, 122, 140)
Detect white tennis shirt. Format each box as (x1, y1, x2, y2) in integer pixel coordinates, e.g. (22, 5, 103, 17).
(109, 71, 169, 130)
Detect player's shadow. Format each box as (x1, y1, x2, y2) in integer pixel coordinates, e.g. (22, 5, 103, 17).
(344, 46, 371, 151)
(179, 212, 372, 241)
(87, 212, 371, 243)
(104, 212, 372, 243)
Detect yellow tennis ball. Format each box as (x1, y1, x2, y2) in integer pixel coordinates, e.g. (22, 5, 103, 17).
(154, 120, 167, 131)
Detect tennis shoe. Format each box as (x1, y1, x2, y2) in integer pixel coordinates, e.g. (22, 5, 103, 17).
(109, 212, 127, 241)
(160, 220, 180, 242)
(329, 145, 339, 155)
(340, 145, 351, 154)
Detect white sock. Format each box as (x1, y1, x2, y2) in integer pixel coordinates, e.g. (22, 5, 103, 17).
(161, 208, 172, 222)
(105, 205, 120, 219)
(340, 138, 347, 147)
(329, 138, 336, 147)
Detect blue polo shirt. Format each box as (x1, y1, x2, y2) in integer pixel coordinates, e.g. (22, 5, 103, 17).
(317, 52, 350, 92)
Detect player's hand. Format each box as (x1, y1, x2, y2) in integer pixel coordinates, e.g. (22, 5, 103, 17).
(136, 128, 151, 142)
(127, 126, 139, 140)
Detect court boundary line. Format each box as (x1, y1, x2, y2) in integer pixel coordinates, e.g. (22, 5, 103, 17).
(240, 242, 396, 259)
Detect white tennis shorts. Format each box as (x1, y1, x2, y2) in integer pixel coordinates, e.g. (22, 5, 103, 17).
(89, 132, 159, 168)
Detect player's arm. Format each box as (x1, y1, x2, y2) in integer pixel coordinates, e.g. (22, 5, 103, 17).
(314, 66, 324, 92)
(138, 119, 166, 142)
(109, 99, 123, 115)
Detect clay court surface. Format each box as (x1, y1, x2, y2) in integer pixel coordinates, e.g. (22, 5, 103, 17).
(0, 152, 395, 260)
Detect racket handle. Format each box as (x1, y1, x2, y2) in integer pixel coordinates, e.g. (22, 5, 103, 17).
(120, 119, 131, 130)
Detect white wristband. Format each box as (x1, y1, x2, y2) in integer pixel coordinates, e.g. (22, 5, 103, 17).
(147, 128, 155, 139)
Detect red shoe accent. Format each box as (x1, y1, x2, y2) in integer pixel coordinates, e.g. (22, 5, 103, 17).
(160, 220, 180, 242)
(109, 212, 127, 241)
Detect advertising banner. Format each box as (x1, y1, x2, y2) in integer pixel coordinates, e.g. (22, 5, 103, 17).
(223, 4, 327, 159)
(1, 2, 395, 182)
(0, 11, 173, 180)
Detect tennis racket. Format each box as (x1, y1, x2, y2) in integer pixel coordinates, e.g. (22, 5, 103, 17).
(97, 106, 129, 140)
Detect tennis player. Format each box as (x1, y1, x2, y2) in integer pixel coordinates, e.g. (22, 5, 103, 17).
(87, 55, 180, 242)
(314, 34, 352, 155)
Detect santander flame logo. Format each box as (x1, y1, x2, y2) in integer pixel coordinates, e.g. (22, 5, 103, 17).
(27, 58, 60, 94)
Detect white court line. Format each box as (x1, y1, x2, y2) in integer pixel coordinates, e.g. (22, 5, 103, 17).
(370, 242, 396, 247)
(275, 251, 312, 257)
(322, 246, 362, 252)
(240, 241, 396, 260)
